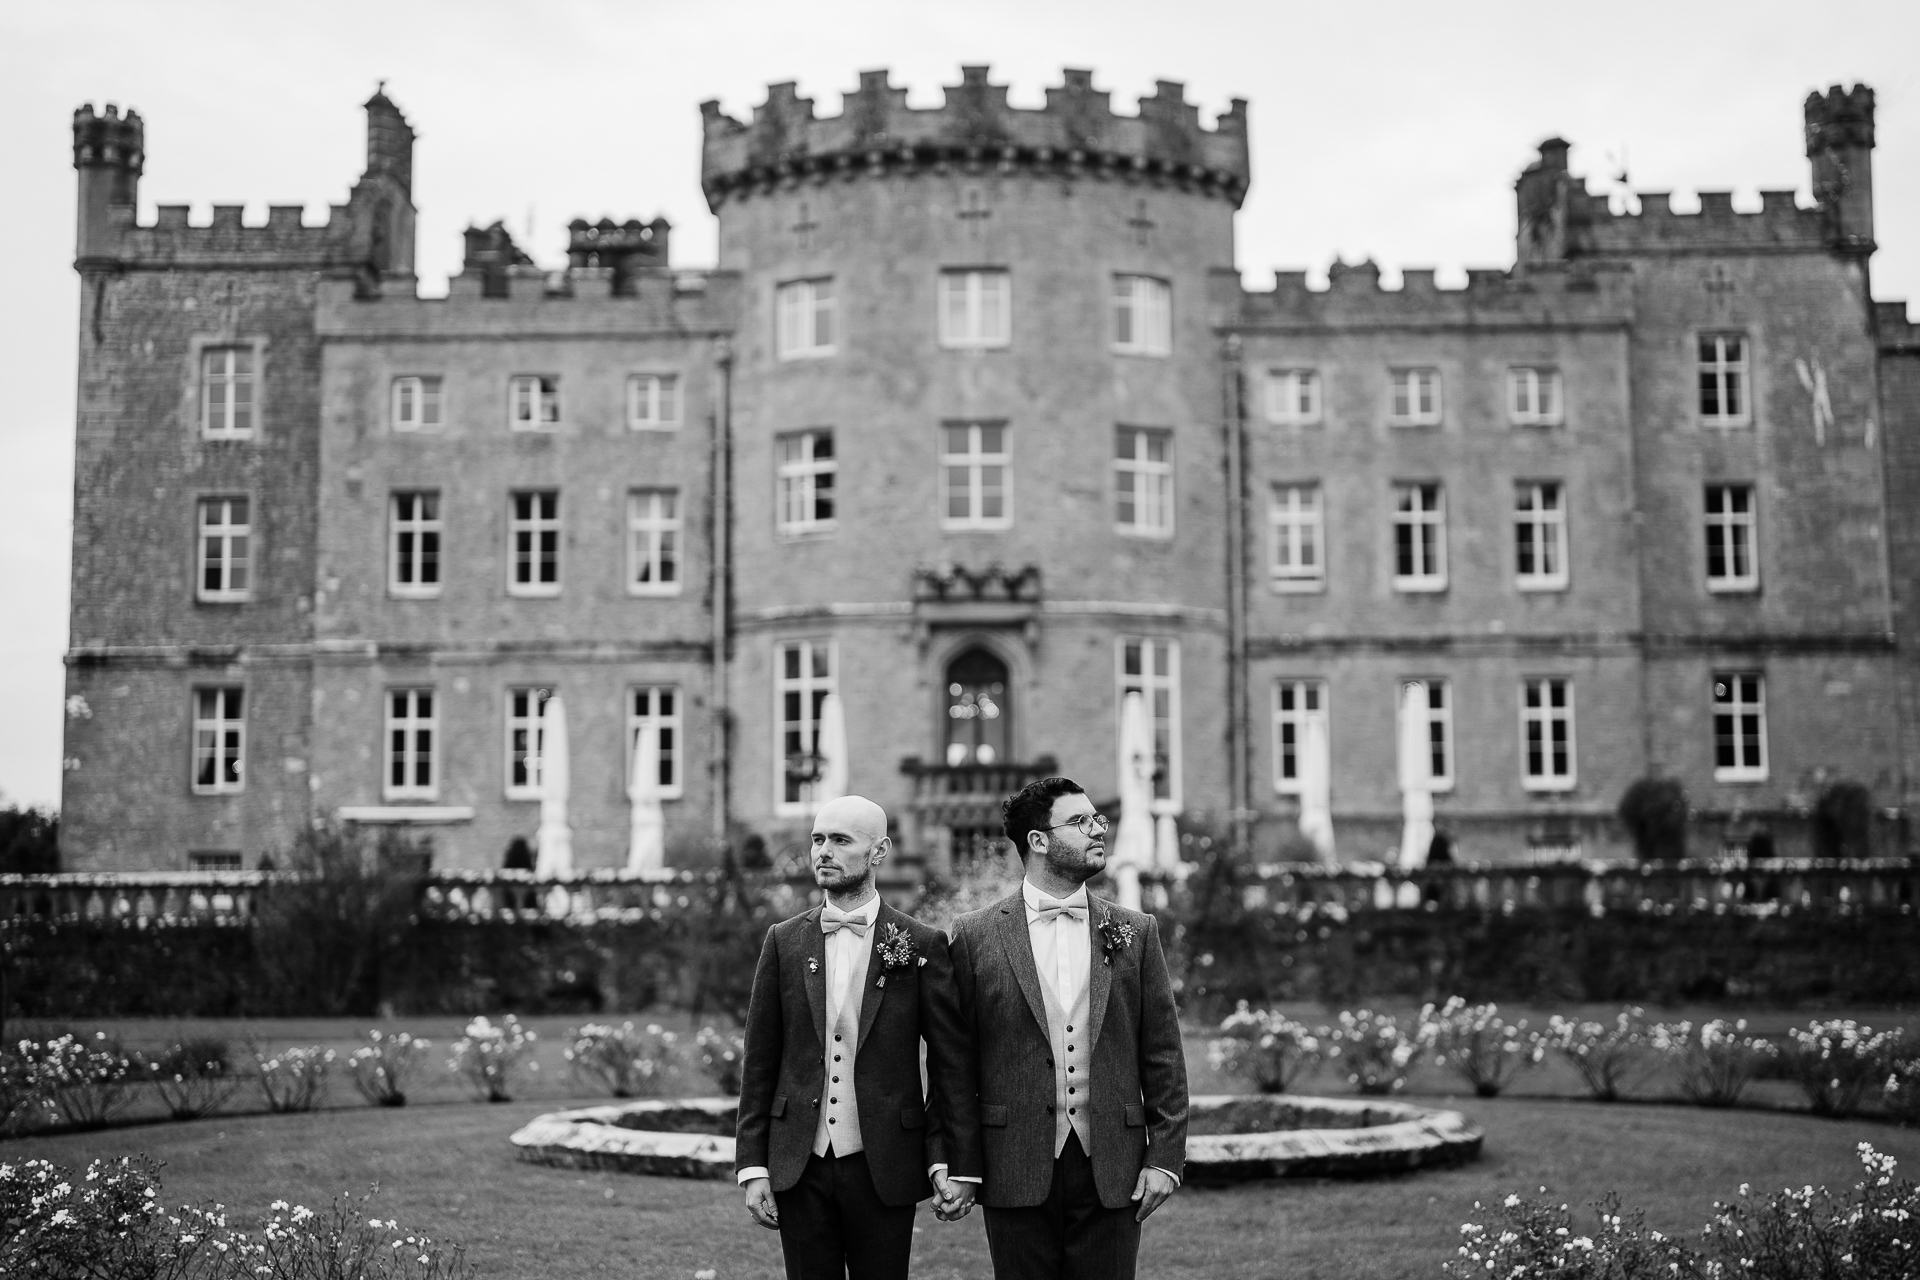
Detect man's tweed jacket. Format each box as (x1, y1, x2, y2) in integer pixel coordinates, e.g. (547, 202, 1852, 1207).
(949, 891, 1188, 1209)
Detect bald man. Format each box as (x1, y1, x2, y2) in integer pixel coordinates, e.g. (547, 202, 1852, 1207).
(735, 795, 983, 1280)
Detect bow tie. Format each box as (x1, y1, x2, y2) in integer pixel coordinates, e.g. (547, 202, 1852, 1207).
(821, 908, 871, 937)
(1033, 897, 1087, 925)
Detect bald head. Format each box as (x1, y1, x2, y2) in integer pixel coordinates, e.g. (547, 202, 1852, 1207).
(813, 795, 888, 844)
(810, 795, 890, 902)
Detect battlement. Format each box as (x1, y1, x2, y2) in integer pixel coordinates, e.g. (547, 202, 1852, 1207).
(1881, 301, 1920, 354)
(699, 66, 1250, 210)
(1574, 187, 1831, 254)
(1220, 259, 1635, 331)
(315, 266, 740, 338)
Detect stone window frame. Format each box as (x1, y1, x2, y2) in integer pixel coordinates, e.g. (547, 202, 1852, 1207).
(775, 277, 837, 360)
(1387, 367, 1443, 427)
(507, 489, 563, 597)
(775, 429, 837, 538)
(938, 269, 1012, 349)
(1403, 677, 1455, 792)
(391, 375, 444, 432)
(388, 490, 442, 599)
(1519, 675, 1576, 791)
(1111, 274, 1172, 357)
(939, 421, 1012, 531)
(1712, 672, 1769, 783)
(1514, 480, 1570, 592)
(1507, 366, 1564, 427)
(1114, 426, 1175, 539)
(384, 686, 438, 801)
(507, 374, 563, 432)
(1704, 482, 1760, 594)
(1271, 677, 1326, 796)
(627, 372, 681, 430)
(1264, 368, 1323, 427)
(775, 638, 837, 817)
(503, 685, 552, 801)
(1117, 636, 1182, 813)
(627, 488, 683, 596)
(195, 494, 254, 604)
(1269, 481, 1325, 592)
(1697, 332, 1752, 428)
(190, 685, 246, 796)
(1390, 481, 1447, 593)
(185, 334, 268, 443)
(627, 684, 685, 801)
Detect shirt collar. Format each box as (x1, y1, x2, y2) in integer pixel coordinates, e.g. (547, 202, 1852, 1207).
(826, 891, 881, 924)
(1022, 879, 1089, 916)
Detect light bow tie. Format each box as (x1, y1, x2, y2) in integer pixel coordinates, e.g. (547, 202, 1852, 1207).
(1033, 898, 1087, 925)
(820, 909, 871, 937)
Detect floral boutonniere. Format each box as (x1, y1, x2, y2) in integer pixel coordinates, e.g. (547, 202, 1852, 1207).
(874, 922, 919, 987)
(1097, 914, 1136, 967)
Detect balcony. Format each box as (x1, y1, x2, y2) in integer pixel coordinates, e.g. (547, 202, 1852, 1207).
(900, 754, 1058, 872)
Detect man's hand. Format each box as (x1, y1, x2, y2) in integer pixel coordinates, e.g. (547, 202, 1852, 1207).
(931, 1170, 976, 1222)
(1130, 1167, 1177, 1223)
(743, 1177, 779, 1230)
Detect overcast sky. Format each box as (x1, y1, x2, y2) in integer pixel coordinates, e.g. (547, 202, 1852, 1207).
(1, 0, 1915, 810)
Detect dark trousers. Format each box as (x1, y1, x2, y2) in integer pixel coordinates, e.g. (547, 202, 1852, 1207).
(982, 1133, 1143, 1280)
(772, 1149, 917, 1280)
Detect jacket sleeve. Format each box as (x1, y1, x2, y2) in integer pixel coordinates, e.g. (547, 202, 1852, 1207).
(918, 925, 982, 1179)
(733, 925, 784, 1177)
(1136, 913, 1189, 1183)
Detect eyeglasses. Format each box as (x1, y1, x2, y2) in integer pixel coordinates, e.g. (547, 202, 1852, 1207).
(1043, 813, 1110, 837)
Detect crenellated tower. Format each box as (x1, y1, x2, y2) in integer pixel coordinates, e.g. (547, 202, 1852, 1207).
(72, 103, 143, 267)
(1805, 83, 1875, 252)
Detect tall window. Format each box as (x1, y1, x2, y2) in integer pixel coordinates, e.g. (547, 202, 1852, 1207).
(628, 373, 680, 429)
(505, 686, 551, 799)
(627, 489, 681, 595)
(201, 346, 256, 438)
(1264, 369, 1322, 426)
(1115, 427, 1174, 537)
(938, 270, 1011, 348)
(1411, 678, 1454, 790)
(776, 278, 836, 359)
(391, 376, 442, 431)
(1392, 482, 1446, 591)
(1704, 484, 1758, 592)
(1699, 334, 1750, 426)
(628, 686, 683, 798)
(776, 430, 836, 535)
(389, 491, 440, 598)
(1271, 678, 1326, 795)
(1713, 673, 1767, 781)
(1388, 368, 1442, 426)
(508, 375, 561, 430)
(191, 687, 245, 794)
(941, 423, 1010, 529)
(509, 491, 561, 595)
(1118, 639, 1180, 807)
(1111, 275, 1171, 356)
(1520, 677, 1575, 790)
(1269, 483, 1324, 590)
(197, 497, 252, 602)
(1508, 367, 1563, 426)
(1514, 481, 1569, 591)
(777, 640, 836, 810)
(385, 688, 436, 800)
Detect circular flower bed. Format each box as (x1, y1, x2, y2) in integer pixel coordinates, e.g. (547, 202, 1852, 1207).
(510, 1094, 1481, 1184)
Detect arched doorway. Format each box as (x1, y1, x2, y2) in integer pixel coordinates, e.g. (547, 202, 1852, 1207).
(944, 648, 1011, 767)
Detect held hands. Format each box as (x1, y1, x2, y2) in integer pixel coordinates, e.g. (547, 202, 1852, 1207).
(1130, 1167, 1177, 1223)
(743, 1177, 779, 1230)
(931, 1169, 976, 1222)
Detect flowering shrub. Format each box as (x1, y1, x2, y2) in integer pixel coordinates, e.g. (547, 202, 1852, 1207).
(1546, 1008, 1655, 1102)
(1777, 1020, 1903, 1118)
(1320, 1009, 1424, 1096)
(1447, 1190, 1695, 1277)
(448, 1015, 538, 1103)
(147, 1037, 242, 1120)
(1422, 998, 1544, 1098)
(0, 1048, 45, 1135)
(565, 1021, 681, 1098)
(252, 1045, 335, 1113)
(1206, 1002, 1320, 1094)
(1650, 1019, 1775, 1107)
(347, 1030, 433, 1107)
(33, 1031, 137, 1129)
(1884, 1057, 1920, 1126)
(694, 1025, 746, 1096)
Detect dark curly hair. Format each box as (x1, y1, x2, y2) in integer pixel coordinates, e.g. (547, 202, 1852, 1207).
(1002, 776, 1086, 860)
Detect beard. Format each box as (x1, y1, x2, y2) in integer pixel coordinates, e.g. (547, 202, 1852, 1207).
(1043, 831, 1104, 884)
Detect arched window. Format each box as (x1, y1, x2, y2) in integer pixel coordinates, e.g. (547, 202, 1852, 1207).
(944, 649, 1010, 767)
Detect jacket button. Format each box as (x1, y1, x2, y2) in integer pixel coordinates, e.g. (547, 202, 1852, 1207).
(1046, 1057, 1054, 1067)
(1046, 1104, 1056, 1114)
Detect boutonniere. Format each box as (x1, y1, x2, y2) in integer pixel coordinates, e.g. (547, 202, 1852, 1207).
(874, 922, 917, 987)
(1097, 914, 1136, 967)
(807, 957, 820, 975)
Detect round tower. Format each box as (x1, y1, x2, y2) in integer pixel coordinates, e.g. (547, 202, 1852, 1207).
(72, 103, 144, 267)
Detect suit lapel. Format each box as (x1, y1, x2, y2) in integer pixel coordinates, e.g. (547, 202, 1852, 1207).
(801, 907, 828, 1050)
(1085, 894, 1115, 1055)
(993, 891, 1052, 1041)
(853, 901, 891, 1050)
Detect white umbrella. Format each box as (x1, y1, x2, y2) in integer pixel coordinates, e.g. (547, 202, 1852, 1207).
(1298, 712, 1336, 864)
(626, 721, 665, 874)
(1153, 812, 1181, 872)
(534, 695, 573, 876)
(1111, 690, 1156, 910)
(1397, 682, 1434, 870)
(815, 693, 848, 804)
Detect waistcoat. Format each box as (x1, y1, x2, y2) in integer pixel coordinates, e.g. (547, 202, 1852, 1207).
(1036, 954, 1093, 1156)
(813, 935, 871, 1157)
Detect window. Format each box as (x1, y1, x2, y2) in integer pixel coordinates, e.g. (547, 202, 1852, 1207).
(1713, 673, 1768, 781)
(508, 375, 561, 430)
(505, 686, 551, 799)
(1389, 368, 1442, 426)
(1269, 483, 1324, 590)
(628, 686, 683, 799)
(628, 489, 681, 595)
(776, 430, 836, 535)
(385, 688, 436, 799)
(1411, 679, 1454, 790)
(191, 687, 245, 794)
(776, 278, 836, 359)
(1118, 639, 1181, 808)
(1115, 427, 1174, 537)
(1704, 484, 1758, 592)
(201, 346, 255, 438)
(391, 376, 442, 431)
(938, 270, 1010, 348)
(1264, 369, 1322, 426)
(1514, 481, 1569, 591)
(509, 491, 561, 595)
(941, 423, 1010, 529)
(628, 373, 680, 429)
(389, 491, 441, 597)
(1271, 678, 1326, 795)
(777, 640, 836, 811)
(188, 851, 243, 871)
(1391, 482, 1446, 591)
(1520, 677, 1575, 790)
(1699, 334, 1750, 426)
(1111, 275, 1171, 356)
(1508, 367, 1563, 426)
(197, 497, 252, 602)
